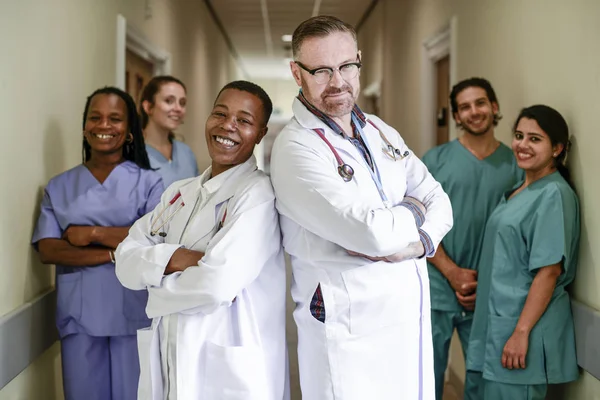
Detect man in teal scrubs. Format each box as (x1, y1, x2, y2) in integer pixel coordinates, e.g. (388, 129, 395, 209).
(422, 77, 522, 400)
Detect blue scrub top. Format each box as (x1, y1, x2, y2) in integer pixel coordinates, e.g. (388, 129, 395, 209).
(467, 172, 580, 385)
(146, 139, 199, 188)
(32, 161, 164, 337)
(422, 140, 523, 312)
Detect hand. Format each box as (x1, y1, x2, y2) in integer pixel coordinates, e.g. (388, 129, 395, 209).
(447, 267, 477, 295)
(455, 285, 477, 310)
(402, 196, 426, 215)
(165, 248, 204, 274)
(62, 226, 95, 247)
(502, 330, 529, 369)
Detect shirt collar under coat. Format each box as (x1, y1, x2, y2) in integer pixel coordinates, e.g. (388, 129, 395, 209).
(177, 155, 258, 209)
(292, 95, 368, 139)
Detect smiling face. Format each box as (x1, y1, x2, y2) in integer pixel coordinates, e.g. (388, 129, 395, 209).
(454, 86, 498, 136)
(205, 88, 267, 176)
(290, 31, 360, 118)
(143, 82, 187, 132)
(512, 117, 563, 174)
(83, 93, 128, 157)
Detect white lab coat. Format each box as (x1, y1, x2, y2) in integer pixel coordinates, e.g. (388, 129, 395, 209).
(270, 99, 453, 400)
(115, 156, 288, 400)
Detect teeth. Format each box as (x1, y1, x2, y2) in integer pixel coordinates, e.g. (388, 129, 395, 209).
(518, 152, 532, 159)
(93, 134, 114, 139)
(215, 136, 236, 147)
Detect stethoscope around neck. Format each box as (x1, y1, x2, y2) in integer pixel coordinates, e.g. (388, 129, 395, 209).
(312, 119, 409, 182)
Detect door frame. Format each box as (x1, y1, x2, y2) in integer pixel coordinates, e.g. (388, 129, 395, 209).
(420, 16, 457, 154)
(115, 14, 171, 90)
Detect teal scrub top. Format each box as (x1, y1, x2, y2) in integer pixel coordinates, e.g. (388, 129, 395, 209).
(466, 172, 580, 385)
(423, 140, 522, 311)
(146, 139, 199, 188)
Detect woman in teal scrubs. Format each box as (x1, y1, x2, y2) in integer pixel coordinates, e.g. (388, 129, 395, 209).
(465, 105, 579, 399)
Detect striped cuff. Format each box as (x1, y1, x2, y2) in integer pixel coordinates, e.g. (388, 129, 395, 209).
(399, 201, 425, 227)
(418, 229, 435, 257)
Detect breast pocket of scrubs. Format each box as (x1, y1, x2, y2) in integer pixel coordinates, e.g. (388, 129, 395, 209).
(202, 341, 270, 400)
(341, 260, 420, 336)
(56, 271, 83, 325)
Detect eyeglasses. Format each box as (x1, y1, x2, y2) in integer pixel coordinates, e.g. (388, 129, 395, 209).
(295, 57, 362, 84)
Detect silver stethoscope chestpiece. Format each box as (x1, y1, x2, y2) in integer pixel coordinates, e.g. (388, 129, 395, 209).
(338, 163, 354, 182)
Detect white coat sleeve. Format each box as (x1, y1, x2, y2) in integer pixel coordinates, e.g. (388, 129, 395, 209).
(145, 180, 280, 317)
(378, 120, 452, 256)
(270, 135, 420, 257)
(115, 188, 184, 290)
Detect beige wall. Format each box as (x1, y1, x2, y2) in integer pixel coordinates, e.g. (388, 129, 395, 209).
(252, 78, 299, 119)
(369, 0, 600, 397)
(0, 0, 238, 397)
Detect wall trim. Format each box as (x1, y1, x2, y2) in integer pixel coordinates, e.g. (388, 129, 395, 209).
(572, 299, 600, 380)
(115, 14, 172, 90)
(0, 289, 57, 390)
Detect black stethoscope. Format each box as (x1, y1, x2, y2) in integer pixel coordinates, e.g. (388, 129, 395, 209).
(312, 119, 409, 182)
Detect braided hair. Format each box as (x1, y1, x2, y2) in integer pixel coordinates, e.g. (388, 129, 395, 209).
(81, 87, 152, 169)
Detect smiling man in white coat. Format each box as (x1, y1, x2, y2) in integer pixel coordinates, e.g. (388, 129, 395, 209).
(270, 16, 453, 400)
(115, 81, 288, 400)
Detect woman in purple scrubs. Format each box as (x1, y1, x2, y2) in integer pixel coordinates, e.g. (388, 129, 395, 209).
(32, 87, 164, 400)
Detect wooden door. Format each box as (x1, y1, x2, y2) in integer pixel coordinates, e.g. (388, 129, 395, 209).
(435, 55, 450, 145)
(125, 49, 154, 105)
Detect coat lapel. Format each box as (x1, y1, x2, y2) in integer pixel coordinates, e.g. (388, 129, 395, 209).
(292, 98, 372, 174)
(182, 157, 258, 250)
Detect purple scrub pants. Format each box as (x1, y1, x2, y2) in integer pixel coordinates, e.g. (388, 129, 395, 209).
(61, 333, 139, 400)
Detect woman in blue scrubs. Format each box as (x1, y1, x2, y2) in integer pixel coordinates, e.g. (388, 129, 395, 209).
(141, 76, 199, 187)
(32, 87, 164, 399)
(465, 105, 579, 399)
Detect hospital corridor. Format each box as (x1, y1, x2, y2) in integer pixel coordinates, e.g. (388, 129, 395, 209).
(2, 0, 600, 399)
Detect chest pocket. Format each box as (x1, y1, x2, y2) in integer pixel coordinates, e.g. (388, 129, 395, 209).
(182, 200, 230, 252)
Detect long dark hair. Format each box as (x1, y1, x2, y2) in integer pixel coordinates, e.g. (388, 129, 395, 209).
(82, 87, 152, 169)
(139, 75, 187, 141)
(513, 104, 573, 188)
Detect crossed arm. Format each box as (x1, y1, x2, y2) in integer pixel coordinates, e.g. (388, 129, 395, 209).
(37, 226, 130, 267)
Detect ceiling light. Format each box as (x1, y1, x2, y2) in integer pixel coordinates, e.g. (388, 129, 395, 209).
(281, 34, 292, 43)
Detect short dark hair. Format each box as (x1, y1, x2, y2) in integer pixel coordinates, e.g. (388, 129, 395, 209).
(82, 87, 152, 169)
(216, 81, 273, 126)
(292, 15, 357, 59)
(450, 77, 502, 126)
(139, 75, 187, 130)
(513, 104, 573, 187)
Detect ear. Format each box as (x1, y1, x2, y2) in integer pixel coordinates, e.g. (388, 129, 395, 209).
(142, 100, 153, 115)
(357, 50, 362, 62)
(553, 142, 565, 158)
(491, 101, 499, 115)
(256, 126, 268, 145)
(290, 61, 302, 87)
(453, 112, 461, 125)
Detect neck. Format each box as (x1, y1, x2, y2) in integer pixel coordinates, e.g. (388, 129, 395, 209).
(524, 163, 556, 187)
(144, 122, 172, 148)
(332, 114, 353, 137)
(87, 151, 124, 169)
(459, 130, 498, 158)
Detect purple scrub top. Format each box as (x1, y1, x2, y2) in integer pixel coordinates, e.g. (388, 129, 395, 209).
(32, 161, 164, 338)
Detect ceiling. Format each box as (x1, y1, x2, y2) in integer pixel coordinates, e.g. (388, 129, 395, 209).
(206, 0, 375, 79)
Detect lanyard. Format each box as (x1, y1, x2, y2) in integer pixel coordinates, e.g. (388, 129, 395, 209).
(351, 113, 389, 205)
